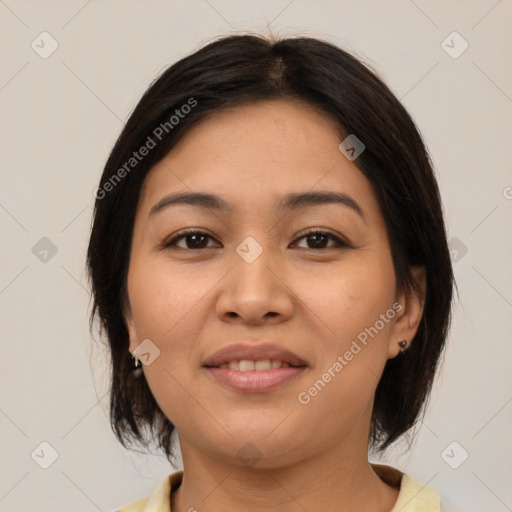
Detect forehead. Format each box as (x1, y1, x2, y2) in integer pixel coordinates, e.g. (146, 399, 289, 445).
(137, 99, 377, 218)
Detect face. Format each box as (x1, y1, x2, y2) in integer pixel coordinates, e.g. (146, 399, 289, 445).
(125, 99, 424, 469)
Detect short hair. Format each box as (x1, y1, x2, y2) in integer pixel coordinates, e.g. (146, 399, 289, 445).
(86, 33, 454, 462)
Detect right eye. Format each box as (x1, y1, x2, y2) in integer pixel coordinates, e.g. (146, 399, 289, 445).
(162, 230, 220, 251)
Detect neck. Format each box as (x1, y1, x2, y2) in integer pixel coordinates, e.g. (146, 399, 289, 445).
(171, 437, 400, 512)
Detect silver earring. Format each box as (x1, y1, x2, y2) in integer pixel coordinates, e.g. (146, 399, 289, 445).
(131, 354, 143, 376)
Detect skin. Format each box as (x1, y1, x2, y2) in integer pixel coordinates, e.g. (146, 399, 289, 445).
(125, 99, 425, 512)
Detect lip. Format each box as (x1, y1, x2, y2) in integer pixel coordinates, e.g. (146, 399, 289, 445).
(203, 343, 307, 393)
(206, 366, 306, 392)
(202, 343, 307, 368)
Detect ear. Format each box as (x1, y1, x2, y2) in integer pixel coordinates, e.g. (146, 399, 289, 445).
(387, 266, 426, 359)
(123, 298, 139, 355)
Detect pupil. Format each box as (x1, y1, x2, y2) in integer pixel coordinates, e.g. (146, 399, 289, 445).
(189, 234, 206, 248)
(309, 234, 327, 248)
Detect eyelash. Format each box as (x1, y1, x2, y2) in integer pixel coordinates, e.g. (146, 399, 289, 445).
(161, 228, 351, 252)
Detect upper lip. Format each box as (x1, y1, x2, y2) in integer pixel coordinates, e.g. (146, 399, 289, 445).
(203, 343, 307, 367)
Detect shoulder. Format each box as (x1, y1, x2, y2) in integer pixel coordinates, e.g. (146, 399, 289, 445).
(116, 470, 183, 512)
(116, 495, 149, 512)
(371, 463, 440, 511)
(390, 471, 440, 512)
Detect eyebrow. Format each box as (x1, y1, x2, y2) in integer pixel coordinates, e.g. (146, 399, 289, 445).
(148, 191, 364, 219)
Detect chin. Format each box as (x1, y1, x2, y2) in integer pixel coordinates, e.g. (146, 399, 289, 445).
(203, 430, 310, 469)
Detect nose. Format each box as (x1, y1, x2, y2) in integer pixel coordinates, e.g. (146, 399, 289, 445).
(215, 246, 294, 325)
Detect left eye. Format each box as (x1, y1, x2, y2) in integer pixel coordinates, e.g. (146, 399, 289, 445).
(163, 230, 349, 251)
(293, 231, 349, 250)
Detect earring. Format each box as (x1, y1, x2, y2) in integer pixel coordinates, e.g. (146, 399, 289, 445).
(131, 354, 143, 376)
(398, 340, 408, 353)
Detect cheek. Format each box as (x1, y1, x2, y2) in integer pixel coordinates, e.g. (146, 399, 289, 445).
(294, 259, 396, 414)
(297, 258, 396, 337)
(127, 261, 219, 403)
(128, 260, 208, 341)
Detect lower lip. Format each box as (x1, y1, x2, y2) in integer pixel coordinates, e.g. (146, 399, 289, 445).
(205, 367, 306, 392)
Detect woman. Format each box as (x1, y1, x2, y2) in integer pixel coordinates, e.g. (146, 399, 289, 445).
(87, 33, 453, 511)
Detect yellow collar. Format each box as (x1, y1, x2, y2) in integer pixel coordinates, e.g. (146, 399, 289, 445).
(118, 464, 440, 512)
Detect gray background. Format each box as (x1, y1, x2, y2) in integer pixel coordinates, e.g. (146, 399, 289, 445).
(1, 1, 511, 511)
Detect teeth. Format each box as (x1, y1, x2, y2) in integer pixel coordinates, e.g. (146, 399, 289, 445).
(239, 360, 255, 371)
(217, 359, 294, 371)
(254, 360, 271, 371)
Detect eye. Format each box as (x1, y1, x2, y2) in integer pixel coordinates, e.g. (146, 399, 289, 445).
(162, 230, 218, 250)
(292, 230, 350, 250)
(162, 229, 351, 252)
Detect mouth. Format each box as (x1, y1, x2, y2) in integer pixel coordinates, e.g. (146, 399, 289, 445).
(205, 359, 305, 370)
(203, 343, 308, 392)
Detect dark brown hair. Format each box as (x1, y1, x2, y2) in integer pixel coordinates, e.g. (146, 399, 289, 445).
(86, 33, 454, 463)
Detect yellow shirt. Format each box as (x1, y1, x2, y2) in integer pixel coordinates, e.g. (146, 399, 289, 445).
(117, 464, 440, 512)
